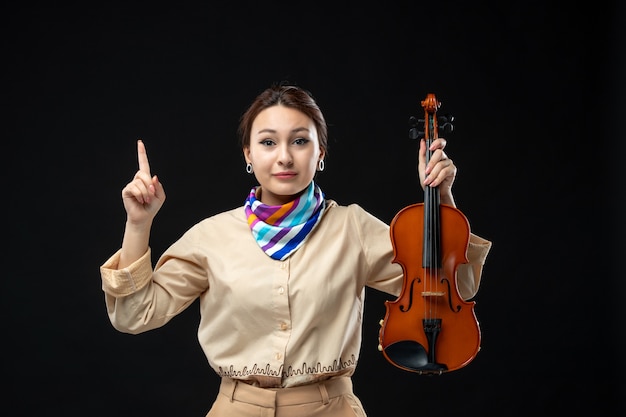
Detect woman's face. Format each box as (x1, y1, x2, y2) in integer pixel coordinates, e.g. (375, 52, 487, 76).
(244, 105, 324, 206)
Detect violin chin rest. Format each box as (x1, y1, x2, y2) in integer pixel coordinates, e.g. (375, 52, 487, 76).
(385, 340, 429, 369)
(384, 340, 448, 373)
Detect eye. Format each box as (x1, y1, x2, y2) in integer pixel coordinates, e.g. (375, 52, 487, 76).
(293, 137, 310, 145)
(259, 139, 275, 147)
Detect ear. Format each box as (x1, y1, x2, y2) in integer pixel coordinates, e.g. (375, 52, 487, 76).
(319, 146, 326, 160)
(243, 146, 251, 164)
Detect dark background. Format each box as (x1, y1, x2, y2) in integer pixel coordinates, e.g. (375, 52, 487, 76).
(3, 1, 624, 416)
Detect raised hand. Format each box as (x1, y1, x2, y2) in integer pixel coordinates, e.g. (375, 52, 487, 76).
(121, 140, 166, 225)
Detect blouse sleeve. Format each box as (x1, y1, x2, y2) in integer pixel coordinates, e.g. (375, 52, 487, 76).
(99, 224, 210, 334)
(100, 248, 153, 297)
(457, 234, 492, 300)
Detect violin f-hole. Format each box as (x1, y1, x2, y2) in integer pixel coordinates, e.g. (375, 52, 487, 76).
(399, 277, 421, 312)
(441, 277, 462, 313)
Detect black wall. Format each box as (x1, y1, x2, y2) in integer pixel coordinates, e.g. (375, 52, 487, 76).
(4, 1, 624, 416)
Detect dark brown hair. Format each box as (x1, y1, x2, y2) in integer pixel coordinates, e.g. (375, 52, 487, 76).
(238, 83, 328, 153)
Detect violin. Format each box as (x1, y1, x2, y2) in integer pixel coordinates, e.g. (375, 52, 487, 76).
(378, 93, 480, 375)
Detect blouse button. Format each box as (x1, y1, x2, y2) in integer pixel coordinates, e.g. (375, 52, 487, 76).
(278, 286, 285, 294)
(279, 322, 288, 330)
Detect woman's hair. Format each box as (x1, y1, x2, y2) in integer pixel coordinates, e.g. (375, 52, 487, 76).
(238, 83, 328, 153)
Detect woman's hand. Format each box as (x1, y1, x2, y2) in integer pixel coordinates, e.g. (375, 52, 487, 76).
(418, 137, 457, 207)
(122, 140, 166, 225)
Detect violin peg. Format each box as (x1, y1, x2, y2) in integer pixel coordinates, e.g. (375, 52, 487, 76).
(437, 114, 454, 124)
(409, 127, 424, 140)
(440, 123, 454, 135)
(408, 116, 425, 140)
(438, 114, 455, 135)
(408, 116, 425, 126)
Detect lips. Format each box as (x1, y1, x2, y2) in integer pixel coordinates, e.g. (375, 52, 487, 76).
(273, 172, 297, 179)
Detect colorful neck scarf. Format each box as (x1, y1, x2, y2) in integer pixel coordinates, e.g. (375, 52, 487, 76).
(244, 181, 326, 261)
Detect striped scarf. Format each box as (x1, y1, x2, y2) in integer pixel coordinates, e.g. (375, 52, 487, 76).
(244, 181, 326, 260)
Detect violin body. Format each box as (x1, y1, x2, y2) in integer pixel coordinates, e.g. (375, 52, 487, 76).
(379, 203, 480, 374)
(378, 93, 480, 374)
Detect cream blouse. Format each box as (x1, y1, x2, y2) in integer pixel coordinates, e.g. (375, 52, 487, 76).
(100, 200, 492, 388)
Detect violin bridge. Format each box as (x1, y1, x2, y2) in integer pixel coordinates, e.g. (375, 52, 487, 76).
(422, 291, 446, 297)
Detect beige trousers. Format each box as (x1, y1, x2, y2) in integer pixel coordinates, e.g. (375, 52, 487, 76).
(205, 377, 367, 417)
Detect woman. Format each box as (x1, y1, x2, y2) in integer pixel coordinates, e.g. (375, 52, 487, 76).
(100, 84, 492, 416)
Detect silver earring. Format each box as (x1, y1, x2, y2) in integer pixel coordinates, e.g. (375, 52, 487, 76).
(318, 160, 325, 172)
(246, 163, 253, 174)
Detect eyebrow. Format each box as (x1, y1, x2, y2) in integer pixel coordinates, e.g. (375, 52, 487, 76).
(255, 127, 311, 135)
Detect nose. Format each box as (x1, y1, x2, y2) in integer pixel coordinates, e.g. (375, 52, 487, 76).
(277, 144, 293, 167)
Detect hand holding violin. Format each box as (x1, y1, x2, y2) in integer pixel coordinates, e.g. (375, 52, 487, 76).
(419, 137, 457, 207)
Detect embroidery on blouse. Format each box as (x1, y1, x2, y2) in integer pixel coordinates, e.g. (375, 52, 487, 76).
(217, 355, 357, 379)
(284, 356, 357, 377)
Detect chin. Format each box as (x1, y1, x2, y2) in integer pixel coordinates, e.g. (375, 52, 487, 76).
(266, 185, 307, 202)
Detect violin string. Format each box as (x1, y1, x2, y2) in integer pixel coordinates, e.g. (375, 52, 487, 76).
(427, 135, 436, 321)
(424, 139, 430, 322)
(426, 115, 441, 322)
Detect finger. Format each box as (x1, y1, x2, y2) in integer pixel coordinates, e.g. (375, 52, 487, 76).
(123, 182, 148, 205)
(133, 169, 154, 191)
(425, 159, 456, 187)
(126, 175, 154, 202)
(418, 139, 427, 164)
(434, 149, 448, 164)
(137, 139, 151, 175)
(152, 175, 166, 200)
(429, 137, 447, 151)
(425, 150, 446, 175)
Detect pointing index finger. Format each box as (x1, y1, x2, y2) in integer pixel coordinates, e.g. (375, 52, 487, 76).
(137, 139, 151, 175)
